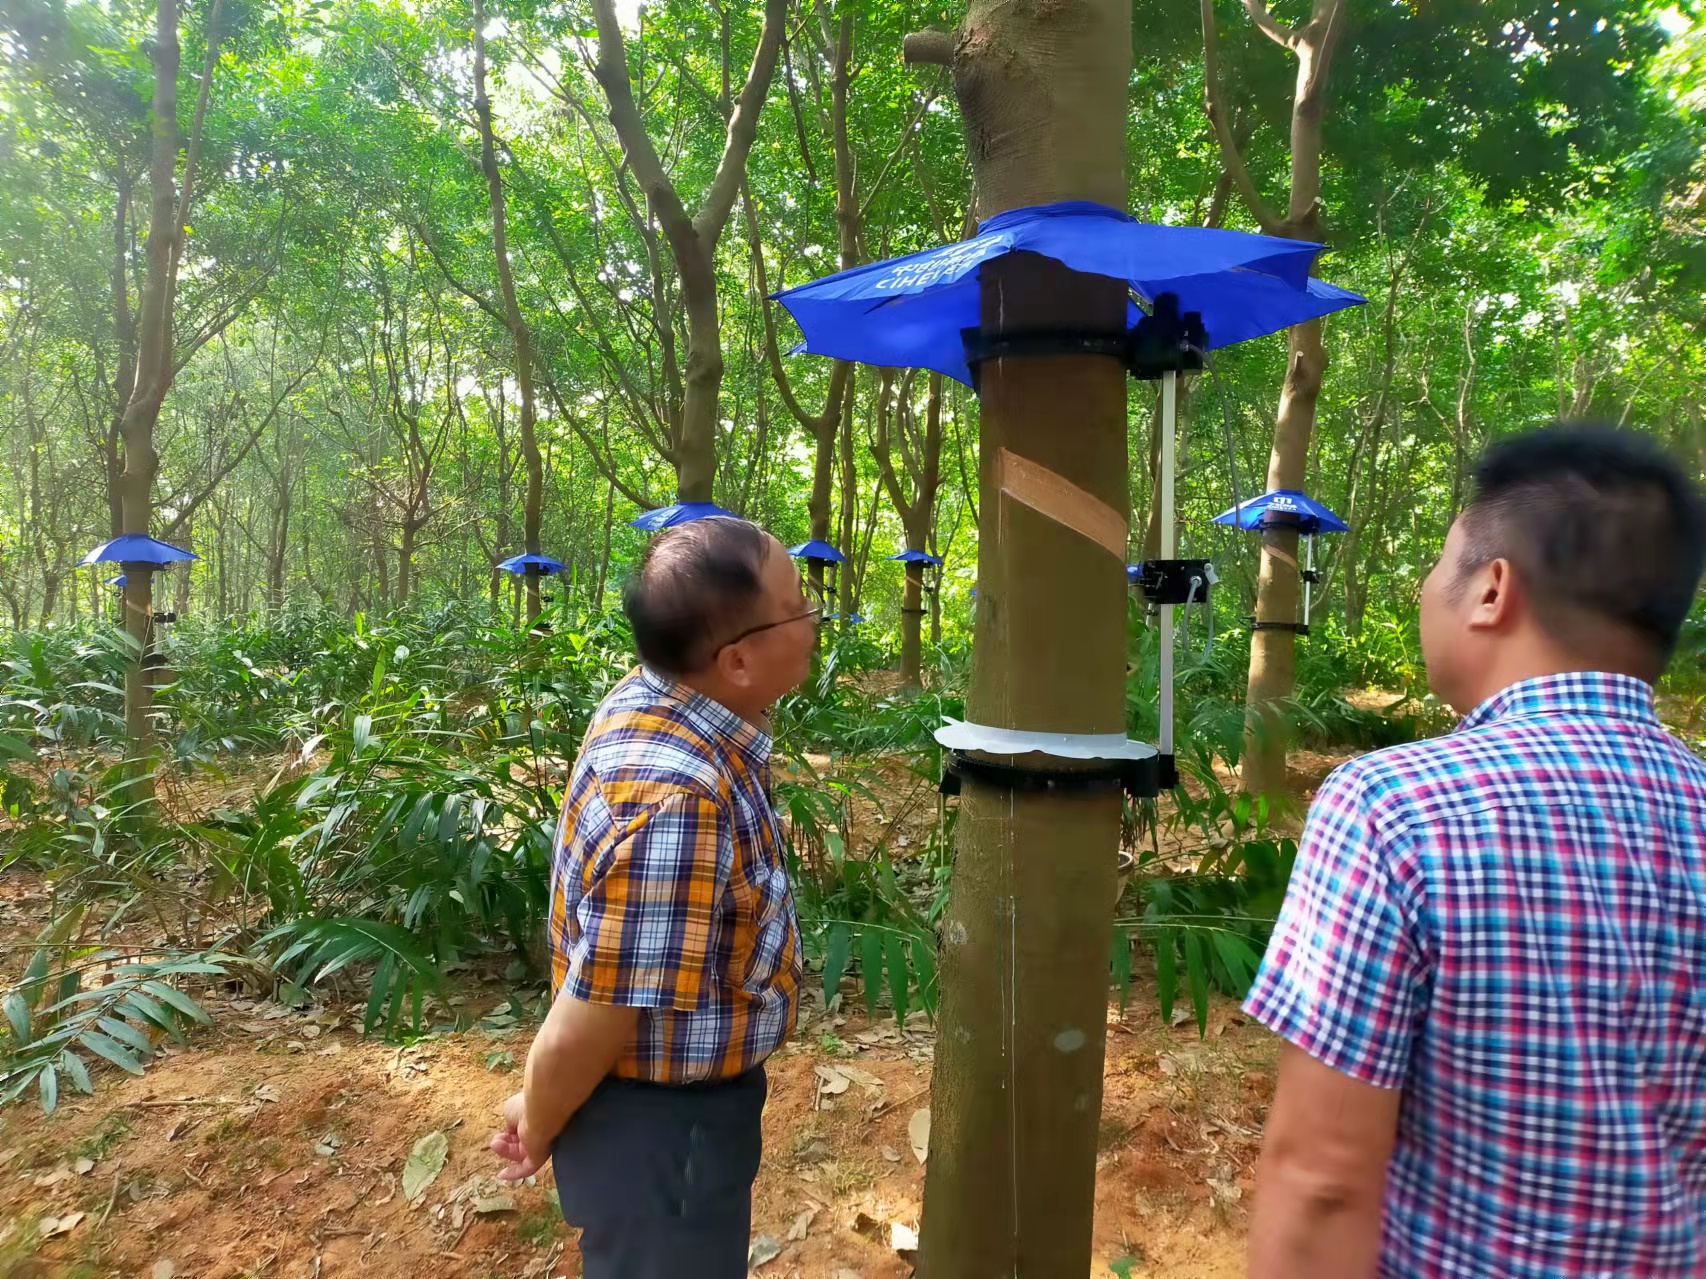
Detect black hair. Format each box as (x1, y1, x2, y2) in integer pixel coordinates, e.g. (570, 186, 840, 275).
(1456, 422, 1706, 661)
(622, 517, 771, 676)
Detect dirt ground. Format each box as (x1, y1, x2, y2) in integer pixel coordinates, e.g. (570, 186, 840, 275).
(0, 918, 1272, 1279)
(0, 726, 1309, 1279)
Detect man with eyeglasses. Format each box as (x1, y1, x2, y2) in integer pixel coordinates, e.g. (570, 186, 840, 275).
(490, 516, 822, 1278)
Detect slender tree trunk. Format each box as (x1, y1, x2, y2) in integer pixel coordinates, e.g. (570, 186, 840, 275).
(473, 0, 545, 623)
(589, 0, 786, 503)
(397, 522, 416, 606)
(1203, 0, 1345, 798)
(592, 477, 615, 611)
(906, 2, 1131, 1273)
(116, 0, 184, 781)
(174, 517, 193, 618)
(837, 377, 858, 621)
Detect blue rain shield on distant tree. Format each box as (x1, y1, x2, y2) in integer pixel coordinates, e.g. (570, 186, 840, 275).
(773, 201, 1364, 386)
(80, 535, 198, 567)
(826, 613, 865, 625)
(105, 575, 126, 588)
(788, 539, 847, 564)
(497, 553, 569, 576)
(888, 549, 944, 566)
(630, 502, 740, 531)
(1211, 489, 1348, 535)
(1126, 564, 1143, 584)
(1214, 489, 1347, 632)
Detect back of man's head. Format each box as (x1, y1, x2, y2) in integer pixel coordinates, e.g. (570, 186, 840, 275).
(1456, 422, 1706, 667)
(623, 517, 770, 677)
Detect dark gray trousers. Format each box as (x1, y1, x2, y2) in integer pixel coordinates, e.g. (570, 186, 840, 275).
(550, 1066, 766, 1279)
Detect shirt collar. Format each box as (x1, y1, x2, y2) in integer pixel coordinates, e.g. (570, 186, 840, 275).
(637, 666, 773, 763)
(1459, 671, 1659, 733)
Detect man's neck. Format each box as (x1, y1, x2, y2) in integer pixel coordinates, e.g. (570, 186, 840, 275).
(673, 671, 770, 731)
(1460, 648, 1655, 715)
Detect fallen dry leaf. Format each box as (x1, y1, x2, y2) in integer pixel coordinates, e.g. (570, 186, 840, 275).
(253, 1084, 282, 1103)
(747, 1235, 782, 1269)
(908, 1109, 931, 1164)
(786, 1207, 817, 1242)
(402, 1131, 449, 1204)
(33, 1166, 74, 1189)
(152, 1261, 176, 1279)
(881, 1146, 902, 1164)
(72, 1158, 95, 1176)
(891, 1221, 919, 1253)
(814, 1065, 851, 1097)
(39, 1211, 85, 1238)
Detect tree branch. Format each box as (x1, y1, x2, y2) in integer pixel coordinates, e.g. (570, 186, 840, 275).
(1200, 0, 1286, 235)
(1241, 0, 1300, 49)
(692, 0, 788, 244)
(902, 29, 954, 67)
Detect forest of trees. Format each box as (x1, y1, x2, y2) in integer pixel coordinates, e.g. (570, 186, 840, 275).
(2, 0, 1699, 673)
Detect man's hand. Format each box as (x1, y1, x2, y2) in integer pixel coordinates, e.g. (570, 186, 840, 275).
(491, 1090, 549, 1183)
(487, 993, 640, 1184)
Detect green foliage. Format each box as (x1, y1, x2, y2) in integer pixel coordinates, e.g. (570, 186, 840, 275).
(0, 943, 225, 1116)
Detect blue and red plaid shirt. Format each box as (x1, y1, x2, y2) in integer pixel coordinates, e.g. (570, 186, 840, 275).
(1246, 672, 1706, 1277)
(549, 667, 801, 1083)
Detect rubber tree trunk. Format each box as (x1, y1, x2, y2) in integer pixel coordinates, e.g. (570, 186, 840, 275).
(473, 0, 545, 625)
(1202, 0, 1344, 798)
(911, 2, 1131, 1273)
(1241, 317, 1324, 795)
(116, 0, 183, 792)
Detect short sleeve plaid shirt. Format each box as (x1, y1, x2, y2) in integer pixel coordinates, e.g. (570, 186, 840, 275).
(549, 667, 801, 1083)
(1246, 672, 1706, 1278)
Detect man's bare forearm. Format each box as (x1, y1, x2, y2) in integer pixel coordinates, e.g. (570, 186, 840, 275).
(1247, 1159, 1385, 1279)
(522, 993, 640, 1150)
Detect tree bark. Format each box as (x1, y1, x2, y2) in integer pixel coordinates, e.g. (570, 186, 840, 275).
(116, 0, 185, 784)
(914, 2, 1131, 1274)
(473, 0, 546, 624)
(588, 0, 786, 502)
(872, 371, 944, 689)
(1204, 0, 1346, 798)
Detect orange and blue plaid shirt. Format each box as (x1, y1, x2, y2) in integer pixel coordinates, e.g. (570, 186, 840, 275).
(549, 666, 801, 1083)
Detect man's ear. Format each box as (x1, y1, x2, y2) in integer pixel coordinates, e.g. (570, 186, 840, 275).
(1466, 557, 1519, 633)
(714, 639, 758, 689)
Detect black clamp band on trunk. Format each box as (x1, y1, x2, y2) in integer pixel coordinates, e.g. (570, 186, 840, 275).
(958, 292, 1208, 393)
(938, 750, 1160, 801)
(1249, 619, 1310, 635)
(1301, 569, 1321, 585)
(1134, 559, 1214, 606)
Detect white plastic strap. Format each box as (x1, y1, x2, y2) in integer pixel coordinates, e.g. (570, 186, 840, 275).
(935, 718, 1158, 761)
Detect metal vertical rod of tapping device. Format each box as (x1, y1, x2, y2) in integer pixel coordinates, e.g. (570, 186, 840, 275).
(1303, 532, 1314, 630)
(1158, 369, 1177, 768)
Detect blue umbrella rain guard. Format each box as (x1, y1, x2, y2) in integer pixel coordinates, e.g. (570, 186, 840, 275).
(83, 534, 197, 637)
(497, 552, 569, 576)
(889, 549, 945, 625)
(1213, 489, 1347, 633)
(630, 501, 740, 531)
(777, 200, 1364, 786)
(80, 535, 198, 569)
(788, 539, 847, 565)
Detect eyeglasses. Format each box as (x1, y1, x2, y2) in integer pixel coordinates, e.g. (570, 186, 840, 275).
(715, 580, 827, 651)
